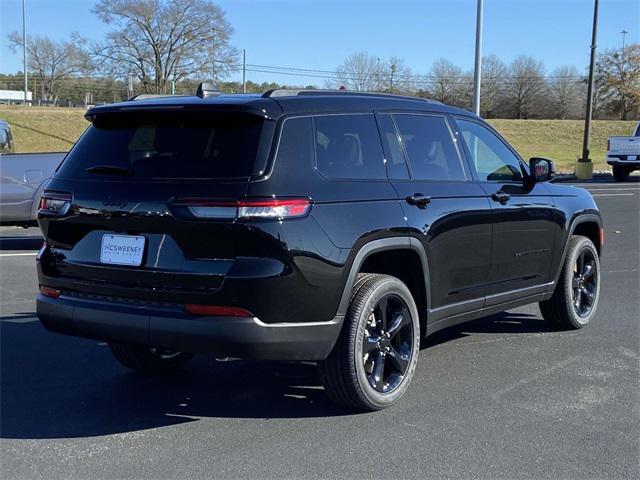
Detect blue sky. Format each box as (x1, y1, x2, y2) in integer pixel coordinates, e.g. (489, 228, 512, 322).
(1, 0, 638, 84)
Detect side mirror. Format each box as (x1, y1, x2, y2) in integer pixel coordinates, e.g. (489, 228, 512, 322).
(529, 157, 556, 183)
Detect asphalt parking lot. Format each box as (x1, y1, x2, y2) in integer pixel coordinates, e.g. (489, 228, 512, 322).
(1, 180, 639, 480)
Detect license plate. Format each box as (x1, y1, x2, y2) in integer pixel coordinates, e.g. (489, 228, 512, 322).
(628, 155, 637, 161)
(100, 234, 146, 266)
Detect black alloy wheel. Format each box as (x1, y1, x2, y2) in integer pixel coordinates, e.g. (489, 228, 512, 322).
(362, 294, 414, 393)
(571, 248, 598, 319)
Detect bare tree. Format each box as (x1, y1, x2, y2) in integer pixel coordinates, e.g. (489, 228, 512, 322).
(479, 55, 507, 117)
(427, 58, 471, 108)
(329, 52, 382, 91)
(381, 56, 416, 94)
(92, 0, 238, 94)
(548, 65, 584, 119)
(503, 55, 548, 119)
(7, 32, 91, 104)
(595, 44, 640, 120)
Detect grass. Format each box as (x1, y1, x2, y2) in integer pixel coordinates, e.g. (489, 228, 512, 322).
(488, 119, 636, 172)
(0, 106, 88, 153)
(0, 106, 636, 172)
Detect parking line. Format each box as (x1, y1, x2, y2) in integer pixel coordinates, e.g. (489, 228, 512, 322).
(586, 188, 640, 192)
(592, 193, 636, 197)
(0, 252, 38, 257)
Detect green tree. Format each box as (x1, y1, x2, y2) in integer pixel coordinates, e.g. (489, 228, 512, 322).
(595, 44, 640, 120)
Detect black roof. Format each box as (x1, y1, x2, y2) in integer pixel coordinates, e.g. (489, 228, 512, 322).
(85, 90, 476, 121)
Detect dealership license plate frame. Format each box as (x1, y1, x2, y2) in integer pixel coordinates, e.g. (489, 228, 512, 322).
(100, 234, 146, 266)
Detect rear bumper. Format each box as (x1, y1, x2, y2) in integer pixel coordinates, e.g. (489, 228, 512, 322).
(606, 157, 640, 168)
(37, 294, 343, 361)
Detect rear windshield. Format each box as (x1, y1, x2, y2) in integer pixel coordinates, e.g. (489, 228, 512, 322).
(57, 111, 264, 180)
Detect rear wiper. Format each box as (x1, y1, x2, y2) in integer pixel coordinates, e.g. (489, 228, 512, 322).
(86, 165, 131, 176)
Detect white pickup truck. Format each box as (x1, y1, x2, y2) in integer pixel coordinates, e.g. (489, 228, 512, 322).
(606, 121, 640, 181)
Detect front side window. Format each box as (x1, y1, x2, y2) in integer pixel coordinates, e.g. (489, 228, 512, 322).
(313, 114, 385, 180)
(457, 119, 523, 182)
(393, 114, 466, 181)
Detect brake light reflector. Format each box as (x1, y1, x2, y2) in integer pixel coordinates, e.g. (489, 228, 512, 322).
(39, 192, 72, 216)
(606, 139, 610, 151)
(40, 286, 61, 299)
(174, 197, 311, 220)
(184, 304, 254, 317)
(600, 227, 604, 247)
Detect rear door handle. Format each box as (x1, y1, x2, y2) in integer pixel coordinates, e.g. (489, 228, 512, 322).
(491, 191, 511, 204)
(405, 193, 431, 209)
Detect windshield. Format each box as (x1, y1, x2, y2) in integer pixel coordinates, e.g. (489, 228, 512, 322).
(57, 111, 264, 180)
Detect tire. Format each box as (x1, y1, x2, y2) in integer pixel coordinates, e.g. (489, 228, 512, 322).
(109, 343, 193, 373)
(539, 235, 600, 330)
(319, 273, 421, 411)
(612, 165, 630, 182)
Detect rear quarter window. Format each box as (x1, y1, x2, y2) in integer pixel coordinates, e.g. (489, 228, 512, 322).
(57, 112, 264, 180)
(313, 114, 386, 180)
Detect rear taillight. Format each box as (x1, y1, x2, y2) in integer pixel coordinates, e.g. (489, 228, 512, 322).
(40, 286, 61, 299)
(39, 192, 72, 216)
(184, 304, 254, 317)
(607, 139, 610, 151)
(174, 197, 312, 220)
(600, 227, 604, 247)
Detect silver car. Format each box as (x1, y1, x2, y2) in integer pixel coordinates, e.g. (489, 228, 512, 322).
(0, 120, 66, 226)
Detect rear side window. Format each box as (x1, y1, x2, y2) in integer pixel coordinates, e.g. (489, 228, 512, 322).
(57, 112, 264, 180)
(313, 114, 385, 180)
(393, 114, 466, 181)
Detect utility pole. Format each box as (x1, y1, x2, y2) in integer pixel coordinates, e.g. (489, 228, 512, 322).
(576, 0, 599, 179)
(127, 74, 134, 98)
(211, 27, 216, 84)
(472, 0, 483, 116)
(242, 49, 246, 93)
(22, 0, 28, 106)
(389, 63, 397, 93)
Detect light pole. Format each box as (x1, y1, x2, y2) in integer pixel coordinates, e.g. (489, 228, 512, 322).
(472, 0, 484, 116)
(22, 0, 28, 106)
(576, 0, 599, 180)
(242, 49, 247, 93)
(621, 29, 628, 53)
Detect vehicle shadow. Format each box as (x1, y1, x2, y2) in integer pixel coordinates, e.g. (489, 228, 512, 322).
(423, 311, 549, 348)
(1, 310, 551, 440)
(0, 236, 43, 251)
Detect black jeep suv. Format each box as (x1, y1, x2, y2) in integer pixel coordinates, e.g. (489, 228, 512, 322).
(37, 87, 603, 410)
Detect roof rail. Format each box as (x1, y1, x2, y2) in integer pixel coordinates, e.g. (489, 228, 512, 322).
(262, 88, 441, 103)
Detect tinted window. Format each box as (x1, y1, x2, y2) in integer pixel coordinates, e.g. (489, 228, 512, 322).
(457, 119, 523, 182)
(0, 128, 8, 151)
(58, 112, 264, 179)
(377, 114, 409, 180)
(314, 115, 385, 180)
(394, 115, 466, 181)
(276, 117, 314, 170)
